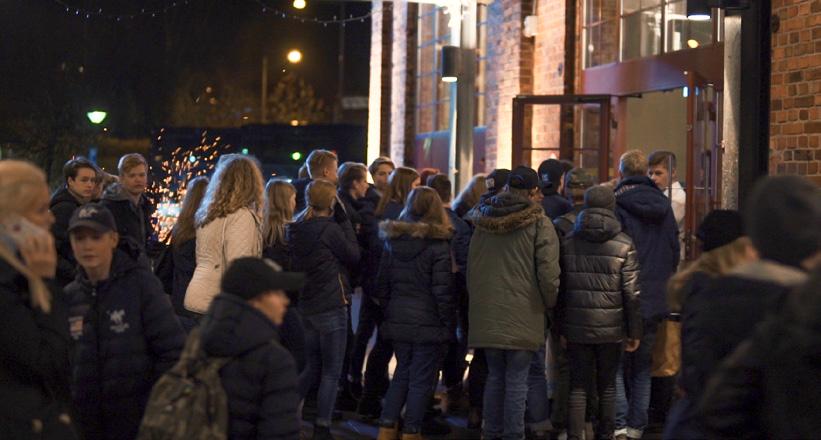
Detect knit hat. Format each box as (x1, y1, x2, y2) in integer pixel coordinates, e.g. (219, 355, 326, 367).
(538, 159, 564, 192)
(507, 166, 540, 191)
(744, 175, 821, 267)
(68, 203, 117, 233)
(564, 168, 595, 190)
(485, 169, 510, 194)
(221, 257, 304, 301)
(696, 210, 744, 252)
(584, 185, 616, 211)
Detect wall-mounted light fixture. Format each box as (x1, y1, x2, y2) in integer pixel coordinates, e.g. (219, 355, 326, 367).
(686, 0, 712, 21)
(441, 46, 460, 83)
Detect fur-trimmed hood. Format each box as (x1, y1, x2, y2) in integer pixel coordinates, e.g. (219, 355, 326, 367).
(466, 192, 545, 234)
(379, 220, 453, 241)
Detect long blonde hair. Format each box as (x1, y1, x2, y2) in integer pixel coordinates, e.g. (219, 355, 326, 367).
(453, 174, 487, 213)
(376, 167, 419, 216)
(295, 179, 337, 222)
(0, 160, 52, 313)
(171, 176, 209, 248)
(264, 180, 296, 247)
(196, 154, 264, 227)
(668, 237, 754, 312)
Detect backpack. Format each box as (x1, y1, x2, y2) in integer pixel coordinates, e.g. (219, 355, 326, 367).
(137, 327, 231, 440)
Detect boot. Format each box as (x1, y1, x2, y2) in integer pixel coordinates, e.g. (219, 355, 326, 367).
(377, 425, 400, 440)
(400, 433, 423, 440)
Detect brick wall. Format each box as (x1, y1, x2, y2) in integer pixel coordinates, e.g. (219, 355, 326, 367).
(532, 0, 566, 164)
(769, 0, 821, 184)
(389, 1, 417, 166)
(484, 0, 534, 171)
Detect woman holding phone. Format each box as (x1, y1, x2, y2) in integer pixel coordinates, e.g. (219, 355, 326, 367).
(0, 160, 77, 439)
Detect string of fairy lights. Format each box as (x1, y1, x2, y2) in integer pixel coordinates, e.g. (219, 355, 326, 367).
(51, 0, 383, 25)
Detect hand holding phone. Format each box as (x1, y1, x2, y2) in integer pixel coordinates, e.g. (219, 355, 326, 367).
(0, 216, 57, 279)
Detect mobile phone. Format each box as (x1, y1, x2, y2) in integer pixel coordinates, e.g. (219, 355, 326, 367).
(0, 215, 47, 252)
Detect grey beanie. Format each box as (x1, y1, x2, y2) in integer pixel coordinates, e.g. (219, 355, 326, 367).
(584, 185, 616, 211)
(744, 175, 821, 268)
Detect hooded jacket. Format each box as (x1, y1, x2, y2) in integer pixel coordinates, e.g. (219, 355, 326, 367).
(50, 186, 83, 287)
(557, 208, 642, 344)
(615, 176, 680, 321)
(200, 294, 300, 440)
(101, 182, 155, 253)
(678, 260, 805, 410)
(66, 250, 185, 440)
(698, 268, 821, 440)
(287, 216, 360, 317)
(375, 220, 455, 344)
(0, 259, 75, 439)
(466, 192, 561, 351)
(553, 204, 584, 238)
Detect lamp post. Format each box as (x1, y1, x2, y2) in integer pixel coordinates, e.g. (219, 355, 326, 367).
(86, 110, 107, 164)
(261, 50, 303, 124)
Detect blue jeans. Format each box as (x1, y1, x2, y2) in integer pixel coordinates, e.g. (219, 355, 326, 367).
(526, 344, 551, 433)
(615, 321, 658, 438)
(299, 307, 348, 427)
(379, 342, 442, 433)
(484, 349, 533, 440)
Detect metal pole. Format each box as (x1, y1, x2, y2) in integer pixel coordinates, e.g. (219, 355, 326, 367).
(261, 56, 268, 124)
(336, 3, 346, 123)
(455, 1, 477, 191)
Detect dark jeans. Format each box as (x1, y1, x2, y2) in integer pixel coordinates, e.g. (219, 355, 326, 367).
(616, 321, 659, 438)
(360, 319, 394, 403)
(443, 280, 469, 391)
(350, 296, 380, 383)
(484, 349, 533, 440)
(526, 344, 551, 432)
(468, 349, 488, 408)
(567, 343, 622, 440)
(299, 307, 348, 427)
(379, 342, 442, 433)
(549, 329, 569, 430)
(339, 305, 354, 387)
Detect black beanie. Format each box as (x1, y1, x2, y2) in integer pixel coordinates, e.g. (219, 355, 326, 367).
(744, 176, 821, 267)
(697, 210, 744, 252)
(584, 185, 616, 211)
(221, 257, 305, 300)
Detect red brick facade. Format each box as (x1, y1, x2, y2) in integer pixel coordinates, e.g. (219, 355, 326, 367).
(769, 0, 821, 184)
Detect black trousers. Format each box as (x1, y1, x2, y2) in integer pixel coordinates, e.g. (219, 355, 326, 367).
(567, 342, 622, 440)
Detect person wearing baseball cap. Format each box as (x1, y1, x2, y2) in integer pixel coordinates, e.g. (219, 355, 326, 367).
(198, 257, 304, 439)
(465, 165, 560, 440)
(65, 202, 186, 439)
(538, 159, 573, 219)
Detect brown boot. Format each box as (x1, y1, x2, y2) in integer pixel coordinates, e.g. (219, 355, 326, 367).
(377, 425, 400, 440)
(400, 433, 423, 440)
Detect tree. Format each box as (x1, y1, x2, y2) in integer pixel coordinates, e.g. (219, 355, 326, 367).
(267, 72, 328, 125)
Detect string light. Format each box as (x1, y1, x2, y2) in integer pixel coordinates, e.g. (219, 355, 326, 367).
(52, 0, 384, 24)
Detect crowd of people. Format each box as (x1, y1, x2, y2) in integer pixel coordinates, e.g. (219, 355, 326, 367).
(0, 147, 818, 440)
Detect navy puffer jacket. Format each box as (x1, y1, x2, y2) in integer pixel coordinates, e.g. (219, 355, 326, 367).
(287, 216, 360, 317)
(66, 250, 185, 440)
(375, 220, 455, 344)
(200, 294, 300, 440)
(615, 176, 680, 321)
(557, 208, 642, 344)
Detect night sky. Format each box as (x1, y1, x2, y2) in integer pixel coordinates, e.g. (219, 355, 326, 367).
(0, 0, 371, 138)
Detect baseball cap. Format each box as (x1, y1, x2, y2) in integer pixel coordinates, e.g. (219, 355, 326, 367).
(222, 257, 305, 301)
(68, 203, 117, 233)
(485, 169, 511, 194)
(507, 166, 540, 191)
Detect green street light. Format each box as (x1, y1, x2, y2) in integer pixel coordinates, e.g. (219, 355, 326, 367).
(87, 110, 107, 125)
(291, 151, 302, 161)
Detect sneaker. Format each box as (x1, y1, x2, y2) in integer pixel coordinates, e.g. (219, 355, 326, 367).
(312, 425, 335, 440)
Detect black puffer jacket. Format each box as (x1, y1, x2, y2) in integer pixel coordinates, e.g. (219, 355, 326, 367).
(0, 259, 75, 439)
(287, 216, 360, 317)
(557, 208, 642, 344)
(552, 205, 583, 238)
(50, 187, 82, 287)
(375, 220, 455, 343)
(66, 250, 185, 440)
(339, 189, 379, 289)
(200, 294, 300, 440)
(101, 183, 156, 253)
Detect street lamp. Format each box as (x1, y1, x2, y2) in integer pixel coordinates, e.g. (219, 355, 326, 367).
(87, 110, 107, 125)
(293, 0, 306, 9)
(287, 49, 303, 64)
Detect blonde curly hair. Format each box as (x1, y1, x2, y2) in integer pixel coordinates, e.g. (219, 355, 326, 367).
(196, 154, 264, 227)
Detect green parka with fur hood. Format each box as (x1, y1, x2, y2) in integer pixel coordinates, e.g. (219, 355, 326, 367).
(465, 192, 561, 351)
